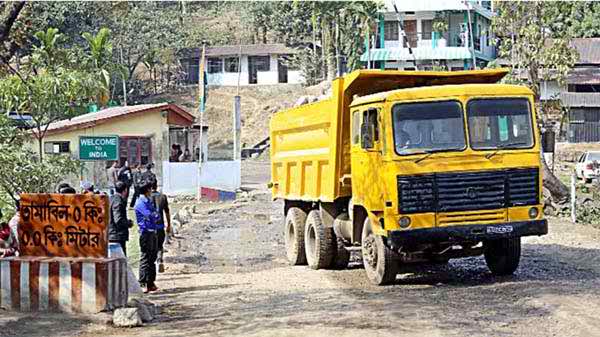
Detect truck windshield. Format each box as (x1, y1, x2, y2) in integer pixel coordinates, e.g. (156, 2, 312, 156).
(467, 98, 534, 150)
(392, 100, 466, 155)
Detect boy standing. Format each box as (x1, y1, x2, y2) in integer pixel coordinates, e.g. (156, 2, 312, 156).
(134, 181, 160, 293)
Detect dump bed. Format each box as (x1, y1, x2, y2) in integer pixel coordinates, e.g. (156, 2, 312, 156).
(270, 68, 509, 202)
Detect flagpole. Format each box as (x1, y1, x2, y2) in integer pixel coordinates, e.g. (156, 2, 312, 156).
(197, 41, 207, 201)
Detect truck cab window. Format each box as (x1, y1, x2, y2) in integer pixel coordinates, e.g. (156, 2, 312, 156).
(361, 108, 379, 149)
(393, 101, 465, 155)
(352, 110, 361, 145)
(467, 98, 533, 150)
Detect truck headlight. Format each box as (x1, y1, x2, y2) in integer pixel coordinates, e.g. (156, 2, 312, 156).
(529, 207, 539, 219)
(399, 216, 411, 228)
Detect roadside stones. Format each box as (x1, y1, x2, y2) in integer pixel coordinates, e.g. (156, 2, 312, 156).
(175, 207, 192, 225)
(249, 190, 271, 202)
(127, 298, 157, 323)
(171, 219, 181, 235)
(113, 308, 143, 327)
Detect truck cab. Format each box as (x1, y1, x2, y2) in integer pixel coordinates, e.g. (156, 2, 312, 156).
(350, 84, 546, 284)
(270, 69, 547, 285)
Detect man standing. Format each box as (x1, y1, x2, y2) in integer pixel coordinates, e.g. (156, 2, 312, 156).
(118, 161, 133, 197)
(130, 164, 143, 208)
(109, 181, 133, 256)
(151, 181, 171, 273)
(142, 163, 157, 187)
(134, 181, 160, 293)
(107, 161, 119, 195)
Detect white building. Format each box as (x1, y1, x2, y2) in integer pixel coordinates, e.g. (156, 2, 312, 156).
(180, 44, 304, 86)
(363, 0, 496, 70)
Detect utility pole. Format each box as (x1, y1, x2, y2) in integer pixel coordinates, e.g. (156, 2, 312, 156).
(234, 43, 242, 161)
(393, 4, 418, 70)
(196, 41, 207, 201)
(120, 47, 127, 106)
(465, 1, 477, 69)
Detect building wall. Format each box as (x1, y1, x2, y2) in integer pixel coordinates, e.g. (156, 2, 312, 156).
(34, 112, 168, 190)
(541, 80, 565, 100)
(205, 54, 303, 86)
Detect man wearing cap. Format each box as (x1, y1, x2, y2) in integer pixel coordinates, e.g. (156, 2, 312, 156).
(109, 181, 133, 256)
(134, 181, 161, 293)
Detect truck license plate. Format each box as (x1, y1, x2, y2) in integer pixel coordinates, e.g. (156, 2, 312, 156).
(487, 225, 513, 234)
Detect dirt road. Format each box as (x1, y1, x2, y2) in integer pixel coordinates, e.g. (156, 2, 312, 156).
(4, 161, 600, 337)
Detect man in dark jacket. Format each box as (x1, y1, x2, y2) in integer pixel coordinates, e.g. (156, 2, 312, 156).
(109, 181, 133, 255)
(130, 164, 143, 208)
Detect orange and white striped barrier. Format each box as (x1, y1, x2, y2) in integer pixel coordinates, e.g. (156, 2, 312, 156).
(0, 256, 127, 313)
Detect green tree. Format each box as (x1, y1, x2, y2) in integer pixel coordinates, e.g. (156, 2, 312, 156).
(0, 114, 80, 212)
(493, 1, 579, 201)
(0, 27, 103, 160)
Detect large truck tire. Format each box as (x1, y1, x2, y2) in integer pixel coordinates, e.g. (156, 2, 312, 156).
(304, 210, 335, 269)
(483, 237, 521, 275)
(285, 207, 308, 265)
(361, 217, 398, 285)
(331, 235, 350, 269)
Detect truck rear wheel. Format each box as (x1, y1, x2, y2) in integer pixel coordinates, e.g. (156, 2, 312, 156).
(331, 236, 350, 269)
(483, 237, 521, 275)
(361, 217, 398, 285)
(285, 207, 308, 265)
(304, 210, 335, 269)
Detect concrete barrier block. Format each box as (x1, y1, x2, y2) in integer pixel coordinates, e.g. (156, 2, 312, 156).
(0, 256, 127, 313)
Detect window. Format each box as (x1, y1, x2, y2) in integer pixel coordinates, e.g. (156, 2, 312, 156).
(361, 108, 379, 149)
(224, 57, 239, 73)
(451, 67, 465, 71)
(467, 98, 534, 150)
(393, 101, 466, 155)
(118, 137, 152, 167)
(421, 20, 433, 40)
(252, 56, 270, 71)
(352, 110, 361, 145)
(44, 141, 70, 154)
(384, 21, 399, 41)
(207, 57, 223, 73)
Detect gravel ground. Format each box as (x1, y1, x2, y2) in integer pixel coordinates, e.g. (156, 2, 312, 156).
(3, 160, 600, 337)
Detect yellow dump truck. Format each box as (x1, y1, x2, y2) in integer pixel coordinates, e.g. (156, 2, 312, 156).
(269, 69, 547, 285)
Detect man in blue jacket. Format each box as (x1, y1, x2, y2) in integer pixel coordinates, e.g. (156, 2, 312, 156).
(134, 180, 161, 293)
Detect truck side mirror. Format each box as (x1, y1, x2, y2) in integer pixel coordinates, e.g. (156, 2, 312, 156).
(361, 122, 374, 149)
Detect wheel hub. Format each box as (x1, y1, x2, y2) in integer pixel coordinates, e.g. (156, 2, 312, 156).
(363, 235, 377, 268)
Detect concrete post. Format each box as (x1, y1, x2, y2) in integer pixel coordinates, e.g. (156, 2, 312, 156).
(571, 173, 576, 223)
(233, 95, 241, 161)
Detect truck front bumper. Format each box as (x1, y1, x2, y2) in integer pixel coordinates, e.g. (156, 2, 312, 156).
(387, 219, 548, 247)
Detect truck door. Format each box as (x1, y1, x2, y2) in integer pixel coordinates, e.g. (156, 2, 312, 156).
(351, 107, 384, 211)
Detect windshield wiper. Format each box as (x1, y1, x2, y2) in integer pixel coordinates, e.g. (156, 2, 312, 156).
(413, 150, 434, 164)
(485, 142, 529, 159)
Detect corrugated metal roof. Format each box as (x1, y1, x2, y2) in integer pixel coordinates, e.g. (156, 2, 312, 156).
(45, 103, 194, 135)
(571, 38, 600, 65)
(180, 44, 298, 59)
(561, 93, 600, 107)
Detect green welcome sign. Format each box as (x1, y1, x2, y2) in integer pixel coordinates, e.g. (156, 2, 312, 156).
(79, 136, 119, 161)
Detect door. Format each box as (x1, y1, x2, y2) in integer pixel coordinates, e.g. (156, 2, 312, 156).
(278, 57, 288, 83)
(351, 107, 385, 211)
(248, 56, 258, 84)
(404, 20, 417, 48)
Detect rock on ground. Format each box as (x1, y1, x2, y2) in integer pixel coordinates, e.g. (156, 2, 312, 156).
(113, 308, 143, 327)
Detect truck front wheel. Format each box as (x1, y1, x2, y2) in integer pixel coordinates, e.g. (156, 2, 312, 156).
(285, 207, 308, 265)
(304, 210, 335, 269)
(361, 218, 398, 285)
(483, 237, 521, 275)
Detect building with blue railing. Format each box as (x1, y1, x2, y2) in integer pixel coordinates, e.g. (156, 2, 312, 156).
(362, 0, 496, 71)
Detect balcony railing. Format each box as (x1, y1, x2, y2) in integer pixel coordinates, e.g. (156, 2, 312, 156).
(385, 31, 494, 57)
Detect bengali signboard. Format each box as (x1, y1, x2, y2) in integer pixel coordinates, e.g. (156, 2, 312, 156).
(79, 136, 119, 161)
(18, 193, 109, 258)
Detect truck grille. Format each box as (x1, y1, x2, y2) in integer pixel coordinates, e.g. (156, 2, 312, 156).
(398, 168, 539, 214)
